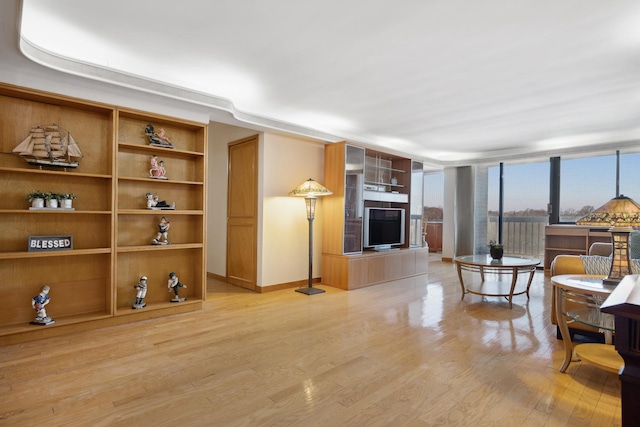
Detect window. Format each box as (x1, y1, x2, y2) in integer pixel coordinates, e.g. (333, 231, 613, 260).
(619, 152, 640, 202)
(488, 162, 549, 258)
(424, 172, 444, 252)
(559, 155, 616, 223)
(424, 172, 444, 222)
(556, 152, 640, 223)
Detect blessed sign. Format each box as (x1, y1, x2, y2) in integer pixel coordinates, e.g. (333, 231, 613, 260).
(28, 235, 73, 252)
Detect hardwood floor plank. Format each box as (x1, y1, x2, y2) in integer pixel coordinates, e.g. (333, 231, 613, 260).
(0, 254, 623, 426)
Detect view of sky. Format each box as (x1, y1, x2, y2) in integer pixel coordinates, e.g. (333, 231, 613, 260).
(424, 152, 640, 214)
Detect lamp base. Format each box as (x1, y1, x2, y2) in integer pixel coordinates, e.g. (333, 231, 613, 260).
(603, 276, 622, 286)
(295, 287, 325, 295)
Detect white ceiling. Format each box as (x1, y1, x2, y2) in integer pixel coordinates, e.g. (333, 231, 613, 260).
(14, 0, 640, 166)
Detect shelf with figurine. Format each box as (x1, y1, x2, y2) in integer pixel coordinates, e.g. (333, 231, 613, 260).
(116, 243, 203, 253)
(117, 177, 205, 186)
(116, 153, 204, 184)
(1, 251, 112, 335)
(116, 213, 203, 249)
(117, 109, 206, 155)
(130, 271, 189, 309)
(117, 142, 204, 158)
(117, 180, 203, 212)
(115, 248, 203, 314)
(0, 83, 205, 344)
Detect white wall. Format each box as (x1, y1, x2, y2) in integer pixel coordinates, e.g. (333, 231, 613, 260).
(207, 124, 326, 288)
(260, 133, 326, 287)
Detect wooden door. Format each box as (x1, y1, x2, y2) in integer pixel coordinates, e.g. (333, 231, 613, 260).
(226, 135, 258, 290)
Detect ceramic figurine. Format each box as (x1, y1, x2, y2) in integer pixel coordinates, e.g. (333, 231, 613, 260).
(31, 285, 55, 325)
(132, 276, 148, 309)
(145, 192, 175, 210)
(167, 272, 187, 302)
(149, 155, 168, 180)
(145, 124, 174, 149)
(152, 216, 171, 245)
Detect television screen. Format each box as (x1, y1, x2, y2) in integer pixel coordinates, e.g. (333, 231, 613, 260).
(363, 207, 405, 250)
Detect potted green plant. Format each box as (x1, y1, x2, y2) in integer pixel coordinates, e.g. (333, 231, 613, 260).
(26, 190, 46, 208)
(488, 240, 504, 260)
(44, 192, 59, 208)
(59, 193, 77, 209)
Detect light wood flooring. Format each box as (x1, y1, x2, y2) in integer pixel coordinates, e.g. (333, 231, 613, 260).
(0, 255, 621, 426)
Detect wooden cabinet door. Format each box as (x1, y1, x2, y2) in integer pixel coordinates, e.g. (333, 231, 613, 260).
(227, 136, 258, 290)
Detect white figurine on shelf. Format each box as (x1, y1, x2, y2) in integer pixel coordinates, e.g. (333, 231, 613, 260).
(133, 276, 148, 309)
(152, 216, 171, 245)
(145, 192, 175, 210)
(167, 272, 187, 302)
(31, 285, 55, 325)
(149, 155, 168, 180)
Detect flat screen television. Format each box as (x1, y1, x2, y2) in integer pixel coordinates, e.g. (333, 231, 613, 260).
(363, 207, 405, 250)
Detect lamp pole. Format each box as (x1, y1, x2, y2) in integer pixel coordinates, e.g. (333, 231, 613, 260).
(297, 197, 324, 294)
(289, 178, 332, 295)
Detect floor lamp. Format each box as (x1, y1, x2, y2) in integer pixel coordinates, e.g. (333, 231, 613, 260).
(576, 194, 640, 285)
(289, 178, 332, 295)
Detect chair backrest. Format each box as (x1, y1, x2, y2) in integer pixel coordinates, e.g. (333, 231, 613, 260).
(589, 242, 612, 257)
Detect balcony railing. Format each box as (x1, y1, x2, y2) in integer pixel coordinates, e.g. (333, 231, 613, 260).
(425, 216, 548, 264)
(488, 216, 547, 262)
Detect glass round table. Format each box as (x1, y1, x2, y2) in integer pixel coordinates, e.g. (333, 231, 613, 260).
(552, 274, 624, 373)
(455, 254, 540, 308)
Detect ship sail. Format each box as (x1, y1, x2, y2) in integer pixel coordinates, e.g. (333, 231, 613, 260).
(12, 134, 35, 156)
(12, 124, 83, 169)
(65, 133, 83, 158)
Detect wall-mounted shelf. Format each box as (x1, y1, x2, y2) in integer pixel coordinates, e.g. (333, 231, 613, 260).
(0, 83, 207, 344)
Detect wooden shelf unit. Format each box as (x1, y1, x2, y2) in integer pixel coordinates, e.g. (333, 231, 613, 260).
(544, 225, 610, 274)
(322, 141, 428, 290)
(0, 83, 206, 344)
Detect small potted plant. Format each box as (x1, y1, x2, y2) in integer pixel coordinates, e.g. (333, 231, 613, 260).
(44, 192, 59, 208)
(59, 193, 77, 209)
(488, 240, 504, 260)
(26, 190, 46, 208)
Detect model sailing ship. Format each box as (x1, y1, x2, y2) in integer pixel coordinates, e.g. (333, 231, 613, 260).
(12, 124, 83, 169)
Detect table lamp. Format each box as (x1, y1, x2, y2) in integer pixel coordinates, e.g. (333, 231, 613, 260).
(289, 178, 332, 295)
(576, 195, 640, 285)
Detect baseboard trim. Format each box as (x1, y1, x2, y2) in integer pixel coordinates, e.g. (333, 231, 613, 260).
(206, 272, 321, 293)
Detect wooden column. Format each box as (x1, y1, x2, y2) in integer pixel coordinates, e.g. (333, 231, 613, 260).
(601, 275, 640, 427)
